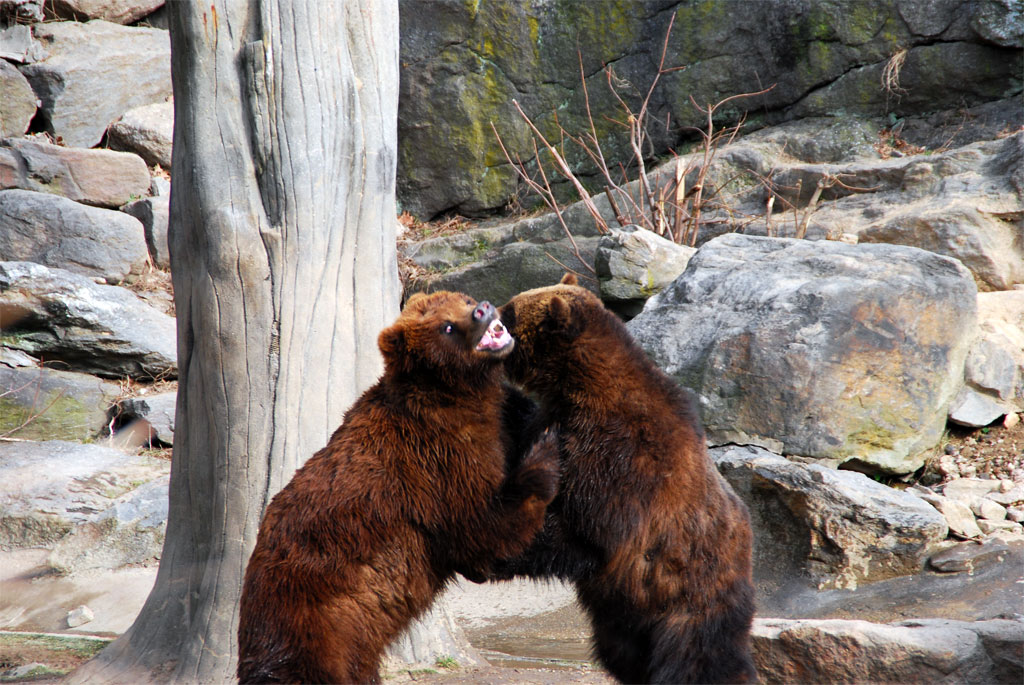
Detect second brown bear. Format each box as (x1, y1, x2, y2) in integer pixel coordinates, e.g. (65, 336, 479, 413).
(494, 275, 757, 684)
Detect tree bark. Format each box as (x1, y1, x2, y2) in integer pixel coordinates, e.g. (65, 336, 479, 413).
(69, 1, 408, 681)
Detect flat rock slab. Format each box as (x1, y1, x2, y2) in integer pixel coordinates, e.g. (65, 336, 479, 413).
(630, 234, 978, 474)
(0, 189, 148, 284)
(0, 439, 168, 549)
(762, 536, 1024, 625)
(0, 261, 177, 379)
(753, 617, 1023, 684)
(0, 137, 151, 209)
(713, 445, 948, 592)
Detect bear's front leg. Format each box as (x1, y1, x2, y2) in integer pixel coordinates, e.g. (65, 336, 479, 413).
(454, 430, 559, 581)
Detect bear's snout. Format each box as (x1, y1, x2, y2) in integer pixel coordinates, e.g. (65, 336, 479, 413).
(473, 301, 495, 323)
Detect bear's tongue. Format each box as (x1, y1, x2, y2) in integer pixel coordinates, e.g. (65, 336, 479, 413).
(476, 318, 513, 351)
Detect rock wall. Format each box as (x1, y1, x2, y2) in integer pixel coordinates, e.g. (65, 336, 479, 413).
(397, 0, 1023, 217)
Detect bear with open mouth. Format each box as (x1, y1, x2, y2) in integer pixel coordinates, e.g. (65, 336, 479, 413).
(237, 291, 559, 684)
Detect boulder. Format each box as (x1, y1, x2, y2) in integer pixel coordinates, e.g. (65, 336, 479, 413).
(630, 235, 977, 473)
(0, 439, 168, 551)
(0, 363, 120, 441)
(48, 0, 165, 25)
(0, 189, 148, 283)
(106, 99, 173, 169)
(18, 20, 171, 148)
(752, 617, 1022, 685)
(0, 137, 151, 208)
(121, 194, 170, 268)
(594, 225, 695, 318)
(0, 261, 177, 379)
(0, 60, 35, 137)
(712, 445, 948, 593)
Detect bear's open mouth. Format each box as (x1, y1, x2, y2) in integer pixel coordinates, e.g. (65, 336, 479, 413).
(475, 317, 513, 352)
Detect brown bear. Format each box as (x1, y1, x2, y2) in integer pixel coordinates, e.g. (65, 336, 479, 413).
(493, 274, 757, 684)
(237, 291, 559, 684)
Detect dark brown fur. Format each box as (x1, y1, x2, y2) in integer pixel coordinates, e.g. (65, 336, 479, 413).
(237, 292, 558, 684)
(495, 275, 757, 684)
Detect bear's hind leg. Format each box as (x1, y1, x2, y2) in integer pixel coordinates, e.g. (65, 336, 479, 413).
(648, 593, 756, 684)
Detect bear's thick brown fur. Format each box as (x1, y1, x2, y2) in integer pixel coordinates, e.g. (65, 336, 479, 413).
(237, 292, 558, 684)
(495, 275, 757, 684)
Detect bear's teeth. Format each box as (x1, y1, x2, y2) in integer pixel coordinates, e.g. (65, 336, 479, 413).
(476, 318, 513, 351)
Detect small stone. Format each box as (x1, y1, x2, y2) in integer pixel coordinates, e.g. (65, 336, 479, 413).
(987, 487, 1024, 507)
(3, 663, 49, 679)
(928, 497, 984, 538)
(937, 456, 959, 478)
(1007, 507, 1024, 523)
(1004, 412, 1021, 429)
(943, 443, 957, 455)
(67, 604, 94, 628)
(960, 464, 977, 479)
(970, 498, 1007, 521)
(1000, 479, 1015, 493)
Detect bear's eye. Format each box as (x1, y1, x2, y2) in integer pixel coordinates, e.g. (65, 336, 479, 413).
(442, 323, 454, 335)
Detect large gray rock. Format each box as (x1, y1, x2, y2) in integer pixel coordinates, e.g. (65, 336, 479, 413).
(752, 617, 1023, 685)
(106, 99, 173, 169)
(18, 20, 171, 148)
(713, 445, 948, 592)
(396, 0, 1022, 217)
(0, 439, 169, 572)
(0, 60, 35, 137)
(630, 235, 978, 474)
(0, 261, 177, 379)
(0, 363, 120, 441)
(48, 0, 165, 25)
(0, 189, 148, 283)
(0, 137, 151, 208)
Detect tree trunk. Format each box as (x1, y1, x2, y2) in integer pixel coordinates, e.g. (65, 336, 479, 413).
(64, 1, 448, 682)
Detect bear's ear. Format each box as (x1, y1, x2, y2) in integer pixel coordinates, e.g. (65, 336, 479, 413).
(559, 273, 578, 286)
(548, 295, 572, 329)
(403, 292, 429, 312)
(378, 323, 405, 361)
